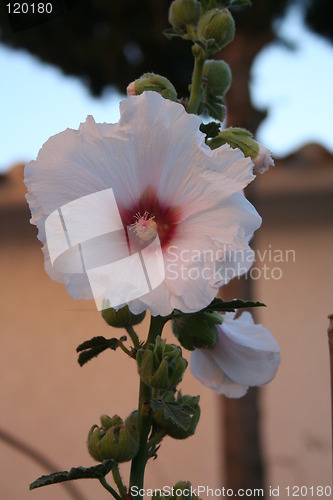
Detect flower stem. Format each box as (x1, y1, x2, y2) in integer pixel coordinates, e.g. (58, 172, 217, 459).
(99, 477, 122, 500)
(117, 340, 132, 357)
(126, 325, 141, 350)
(187, 44, 206, 115)
(112, 464, 127, 500)
(129, 315, 166, 498)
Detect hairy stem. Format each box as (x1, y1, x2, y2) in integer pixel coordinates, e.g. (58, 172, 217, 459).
(99, 477, 122, 500)
(129, 315, 167, 499)
(187, 44, 205, 115)
(112, 464, 127, 500)
(125, 325, 141, 350)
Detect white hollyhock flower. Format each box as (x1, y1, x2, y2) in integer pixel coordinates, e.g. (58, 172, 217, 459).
(190, 311, 280, 397)
(25, 91, 261, 316)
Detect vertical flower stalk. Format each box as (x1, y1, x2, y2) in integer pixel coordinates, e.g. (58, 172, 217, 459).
(25, 0, 280, 497)
(129, 315, 167, 497)
(187, 44, 205, 114)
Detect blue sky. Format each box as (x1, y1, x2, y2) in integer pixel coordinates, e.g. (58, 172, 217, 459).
(1, 5, 333, 173)
(251, 6, 333, 156)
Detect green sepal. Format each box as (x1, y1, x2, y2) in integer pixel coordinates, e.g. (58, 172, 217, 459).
(29, 460, 116, 490)
(102, 303, 146, 328)
(76, 335, 125, 367)
(163, 27, 189, 40)
(171, 310, 221, 350)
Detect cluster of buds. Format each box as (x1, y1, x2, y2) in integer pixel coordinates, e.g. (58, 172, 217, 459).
(87, 411, 139, 463)
(137, 336, 187, 389)
(168, 0, 235, 54)
(152, 480, 202, 500)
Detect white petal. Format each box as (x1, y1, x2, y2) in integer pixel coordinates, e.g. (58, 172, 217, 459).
(213, 312, 280, 386)
(25, 92, 265, 315)
(190, 349, 249, 397)
(203, 143, 255, 194)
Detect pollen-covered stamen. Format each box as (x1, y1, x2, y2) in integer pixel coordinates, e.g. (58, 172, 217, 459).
(130, 211, 158, 241)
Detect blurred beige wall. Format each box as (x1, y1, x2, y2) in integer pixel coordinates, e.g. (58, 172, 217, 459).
(0, 145, 332, 499)
(255, 145, 333, 491)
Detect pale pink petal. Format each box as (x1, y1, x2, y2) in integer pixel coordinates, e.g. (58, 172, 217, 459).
(190, 348, 249, 397)
(213, 312, 280, 386)
(190, 312, 280, 397)
(25, 92, 263, 315)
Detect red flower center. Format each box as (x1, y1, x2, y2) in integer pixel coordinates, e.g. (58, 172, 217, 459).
(119, 187, 181, 249)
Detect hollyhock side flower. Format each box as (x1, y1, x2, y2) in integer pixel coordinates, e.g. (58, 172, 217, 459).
(190, 311, 280, 397)
(25, 91, 261, 316)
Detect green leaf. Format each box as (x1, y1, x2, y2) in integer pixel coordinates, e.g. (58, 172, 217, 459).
(204, 298, 266, 313)
(200, 95, 226, 122)
(164, 402, 194, 431)
(30, 460, 116, 490)
(76, 336, 125, 367)
(151, 399, 194, 432)
(199, 121, 221, 139)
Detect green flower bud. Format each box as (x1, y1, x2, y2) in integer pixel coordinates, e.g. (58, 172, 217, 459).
(202, 59, 232, 97)
(152, 480, 200, 499)
(152, 391, 200, 440)
(208, 127, 260, 159)
(168, 0, 201, 32)
(137, 336, 188, 389)
(152, 480, 201, 499)
(127, 73, 177, 101)
(172, 311, 222, 350)
(87, 411, 139, 463)
(197, 8, 235, 50)
(102, 302, 146, 328)
(173, 481, 201, 500)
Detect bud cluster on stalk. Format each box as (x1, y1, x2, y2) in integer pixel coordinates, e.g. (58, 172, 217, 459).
(137, 336, 188, 389)
(168, 0, 235, 53)
(87, 411, 139, 463)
